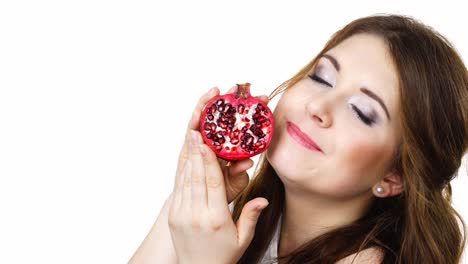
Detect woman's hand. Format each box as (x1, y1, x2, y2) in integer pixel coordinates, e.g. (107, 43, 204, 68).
(128, 86, 269, 264)
(168, 129, 269, 264)
(175, 86, 270, 204)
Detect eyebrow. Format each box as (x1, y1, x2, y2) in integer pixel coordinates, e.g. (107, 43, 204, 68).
(322, 54, 341, 72)
(360, 88, 391, 121)
(320, 54, 391, 121)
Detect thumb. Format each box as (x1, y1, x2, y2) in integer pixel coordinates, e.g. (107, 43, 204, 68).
(225, 159, 252, 202)
(236, 197, 269, 247)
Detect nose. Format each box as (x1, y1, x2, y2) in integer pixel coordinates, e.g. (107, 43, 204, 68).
(306, 99, 333, 128)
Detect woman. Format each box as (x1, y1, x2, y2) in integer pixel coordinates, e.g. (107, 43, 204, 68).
(130, 14, 468, 264)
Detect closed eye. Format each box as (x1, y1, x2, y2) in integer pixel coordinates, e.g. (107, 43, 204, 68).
(308, 74, 332, 88)
(351, 105, 375, 126)
(308, 74, 376, 126)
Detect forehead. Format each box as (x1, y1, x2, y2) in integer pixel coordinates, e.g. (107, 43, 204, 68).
(323, 33, 400, 115)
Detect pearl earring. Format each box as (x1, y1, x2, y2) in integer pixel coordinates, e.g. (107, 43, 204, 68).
(376, 186, 384, 194)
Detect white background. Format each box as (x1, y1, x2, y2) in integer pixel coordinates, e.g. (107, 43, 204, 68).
(1, 1, 467, 263)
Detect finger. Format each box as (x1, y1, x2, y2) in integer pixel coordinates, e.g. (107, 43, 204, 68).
(217, 157, 228, 167)
(174, 87, 219, 192)
(226, 159, 253, 200)
(171, 158, 187, 216)
(201, 144, 229, 211)
(187, 87, 220, 131)
(225, 84, 239, 94)
(236, 198, 269, 247)
(181, 149, 193, 211)
(190, 131, 208, 211)
(228, 159, 254, 177)
(218, 155, 253, 175)
(256, 95, 270, 104)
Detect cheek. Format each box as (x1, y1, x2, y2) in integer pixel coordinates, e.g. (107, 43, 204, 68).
(266, 124, 301, 176)
(345, 141, 381, 171)
(267, 92, 298, 158)
(333, 137, 388, 190)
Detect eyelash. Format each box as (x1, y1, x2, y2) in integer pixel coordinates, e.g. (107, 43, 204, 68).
(307, 74, 376, 126)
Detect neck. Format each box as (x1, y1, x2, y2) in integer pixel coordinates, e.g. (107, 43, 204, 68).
(278, 187, 374, 257)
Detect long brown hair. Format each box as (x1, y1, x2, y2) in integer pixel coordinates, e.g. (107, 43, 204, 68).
(232, 14, 468, 264)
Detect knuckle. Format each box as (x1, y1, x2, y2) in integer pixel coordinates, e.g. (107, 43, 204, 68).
(208, 216, 226, 232)
(183, 176, 192, 187)
(191, 148, 201, 157)
(178, 152, 189, 165)
(206, 176, 222, 188)
(168, 215, 179, 229)
(248, 213, 259, 222)
(190, 216, 201, 231)
(191, 175, 204, 184)
(210, 223, 222, 232)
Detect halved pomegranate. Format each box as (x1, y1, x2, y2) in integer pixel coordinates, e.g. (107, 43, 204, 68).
(200, 83, 274, 161)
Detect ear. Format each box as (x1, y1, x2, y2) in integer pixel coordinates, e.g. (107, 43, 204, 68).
(373, 172, 404, 198)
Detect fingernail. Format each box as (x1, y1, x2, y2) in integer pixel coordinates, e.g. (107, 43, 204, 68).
(256, 202, 269, 211)
(190, 130, 198, 146)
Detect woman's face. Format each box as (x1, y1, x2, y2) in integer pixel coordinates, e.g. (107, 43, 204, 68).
(267, 33, 402, 199)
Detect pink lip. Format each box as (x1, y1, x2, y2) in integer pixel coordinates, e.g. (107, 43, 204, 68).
(287, 121, 323, 153)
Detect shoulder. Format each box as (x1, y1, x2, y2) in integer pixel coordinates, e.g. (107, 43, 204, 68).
(335, 247, 384, 264)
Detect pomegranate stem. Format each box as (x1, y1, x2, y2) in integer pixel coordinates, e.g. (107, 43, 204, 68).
(236, 82, 251, 99)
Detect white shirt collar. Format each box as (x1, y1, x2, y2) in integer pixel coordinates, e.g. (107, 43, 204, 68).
(259, 215, 282, 264)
